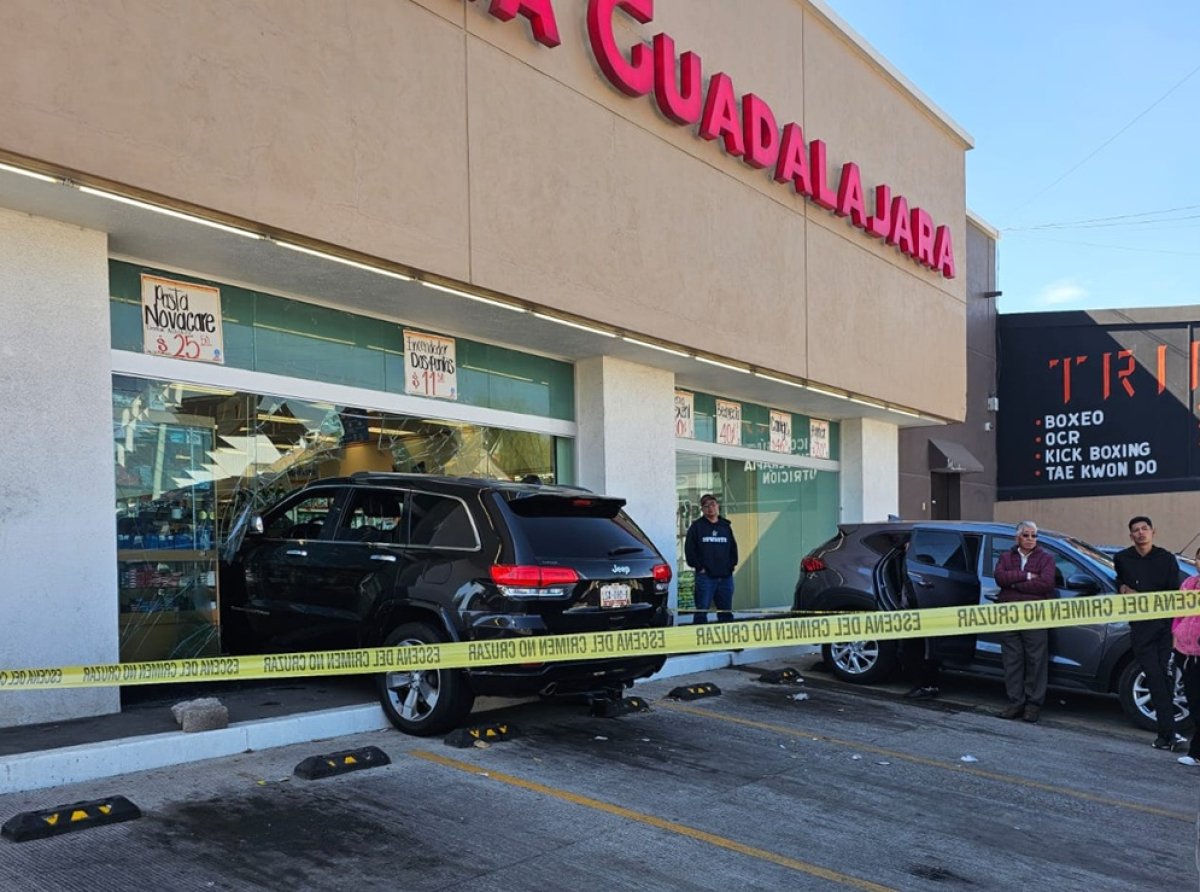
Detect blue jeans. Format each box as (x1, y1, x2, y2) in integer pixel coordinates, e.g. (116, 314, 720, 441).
(692, 573, 734, 623)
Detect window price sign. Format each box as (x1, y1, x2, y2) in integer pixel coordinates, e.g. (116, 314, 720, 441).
(404, 330, 458, 400)
(715, 399, 742, 446)
(141, 274, 224, 364)
(809, 419, 830, 459)
(674, 391, 695, 439)
(769, 410, 791, 454)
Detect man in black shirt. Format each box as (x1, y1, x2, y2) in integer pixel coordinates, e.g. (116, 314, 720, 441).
(684, 494, 738, 624)
(1113, 515, 1186, 751)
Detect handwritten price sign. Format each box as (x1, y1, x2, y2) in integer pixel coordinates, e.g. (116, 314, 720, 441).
(404, 330, 458, 400)
(141, 275, 224, 364)
(674, 391, 695, 439)
(769, 410, 791, 454)
(715, 399, 742, 447)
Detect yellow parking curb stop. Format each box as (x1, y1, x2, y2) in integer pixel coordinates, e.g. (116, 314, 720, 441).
(757, 667, 804, 685)
(293, 746, 391, 780)
(444, 722, 520, 748)
(589, 695, 651, 718)
(667, 682, 722, 701)
(2, 796, 141, 842)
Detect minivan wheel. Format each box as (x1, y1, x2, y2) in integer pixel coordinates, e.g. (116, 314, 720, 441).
(822, 636, 899, 685)
(1116, 659, 1189, 732)
(376, 623, 474, 736)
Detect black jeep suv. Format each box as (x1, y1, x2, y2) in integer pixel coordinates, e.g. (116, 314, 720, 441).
(220, 474, 673, 735)
(793, 521, 1188, 731)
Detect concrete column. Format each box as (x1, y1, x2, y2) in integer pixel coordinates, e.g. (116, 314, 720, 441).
(840, 417, 899, 522)
(574, 356, 677, 599)
(0, 208, 118, 726)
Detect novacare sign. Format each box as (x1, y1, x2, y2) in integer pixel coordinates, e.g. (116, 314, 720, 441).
(473, 0, 957, 278)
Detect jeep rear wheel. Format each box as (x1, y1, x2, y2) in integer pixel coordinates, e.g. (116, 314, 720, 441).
(1116, 659, 1189, 732)
(376, 623, 474, 736)
(822, 636, 899, 685)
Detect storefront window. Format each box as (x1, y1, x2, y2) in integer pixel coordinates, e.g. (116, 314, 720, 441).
(113, 374, 570, 662)
(686, 391, 840, 459)
(109, 260, 575, 420)
(675, 454, 839, 614)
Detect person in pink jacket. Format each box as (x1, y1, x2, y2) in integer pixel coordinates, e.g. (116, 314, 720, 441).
(993, 521, 1057, 722)
(1173, 553, 1200, 766)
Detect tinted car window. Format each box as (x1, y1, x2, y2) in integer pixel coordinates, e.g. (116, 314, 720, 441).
(988, 536, 1009, 574)
(1049, 550, 1088, 589)
(409, 492, 478, 549)
(862, 531, 909, 555)
(506, 498, 652, 559)
(263, 492, 340, 540)
(910, 530, 968, 572)
(334, 489, 406, 544)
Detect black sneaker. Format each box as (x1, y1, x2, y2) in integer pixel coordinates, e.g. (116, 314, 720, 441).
(1152, 734, 1187, 751)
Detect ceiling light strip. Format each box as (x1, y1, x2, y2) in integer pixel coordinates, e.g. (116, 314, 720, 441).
(422, 281, 526, 312)
(77, 186, 264, 239)
(0, 161, 58, 183)
(848, 395, 887, 409)
(804, 384, 845, 398)
(622, 336, 691, 358)
(695, 356, 751, 374)
(276, 240, 413, 280)
(753, 371, 805, 388)
(532, 312, 617, 338)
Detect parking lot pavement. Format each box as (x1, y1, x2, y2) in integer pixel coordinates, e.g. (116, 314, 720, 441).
(2, 658, 1196, 891)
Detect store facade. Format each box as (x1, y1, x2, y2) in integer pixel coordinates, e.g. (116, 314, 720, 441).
(0, 0, 971, 725)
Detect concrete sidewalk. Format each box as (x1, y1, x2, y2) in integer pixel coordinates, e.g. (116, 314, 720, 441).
(1, 647, 814, 795)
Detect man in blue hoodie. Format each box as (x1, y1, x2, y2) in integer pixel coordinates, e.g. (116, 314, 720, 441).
(684, 493, 739, 624)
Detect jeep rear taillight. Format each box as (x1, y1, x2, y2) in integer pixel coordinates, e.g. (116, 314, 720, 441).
(490, 564, 579, 597)
(652, 563, 672, 582)
(490, 565, 580, 586)
(801, 556, 826, 573)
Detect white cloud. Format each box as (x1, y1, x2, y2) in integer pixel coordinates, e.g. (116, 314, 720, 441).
(1037, 279, 1088, 307)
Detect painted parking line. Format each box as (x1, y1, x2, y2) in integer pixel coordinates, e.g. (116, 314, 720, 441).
(662, 702, 1191, 822)
(411, 750, 896, 892)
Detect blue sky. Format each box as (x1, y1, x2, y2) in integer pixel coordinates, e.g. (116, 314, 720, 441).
(822, 0, 1200, 315)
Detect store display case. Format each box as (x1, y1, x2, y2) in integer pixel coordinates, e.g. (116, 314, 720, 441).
(114, 403, 220, 662)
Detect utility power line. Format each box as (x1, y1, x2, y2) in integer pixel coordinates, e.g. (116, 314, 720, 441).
(1005, 203, 1200, 231)
(1003, 61, 1200, 221)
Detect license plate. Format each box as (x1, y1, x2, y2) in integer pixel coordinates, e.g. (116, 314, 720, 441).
(599, 583, 631, 608)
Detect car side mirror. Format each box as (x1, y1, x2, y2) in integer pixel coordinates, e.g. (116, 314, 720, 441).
(1065, 573, 1098, 594)
(248, 515, 265, 536)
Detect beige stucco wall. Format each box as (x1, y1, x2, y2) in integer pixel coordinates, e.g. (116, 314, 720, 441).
(0, 0, 968, 418)
(0, 209, 120, 726)
(996, 494, 1200, 555)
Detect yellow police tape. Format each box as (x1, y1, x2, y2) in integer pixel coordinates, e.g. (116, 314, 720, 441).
(3, 589, 1199, 691)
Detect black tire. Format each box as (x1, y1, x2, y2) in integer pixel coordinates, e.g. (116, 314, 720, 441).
(1116, 658, 1189, 732)
(376, 623, 474, 736)
(822, 634, 899, 685)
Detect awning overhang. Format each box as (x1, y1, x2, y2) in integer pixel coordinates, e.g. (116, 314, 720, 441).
(928, 438, 984, 474)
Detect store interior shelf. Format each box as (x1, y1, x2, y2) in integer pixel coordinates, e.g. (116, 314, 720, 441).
(118, 549, 214, 562)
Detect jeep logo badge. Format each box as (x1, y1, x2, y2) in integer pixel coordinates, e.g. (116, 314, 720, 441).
(612, 564, 631, 575)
